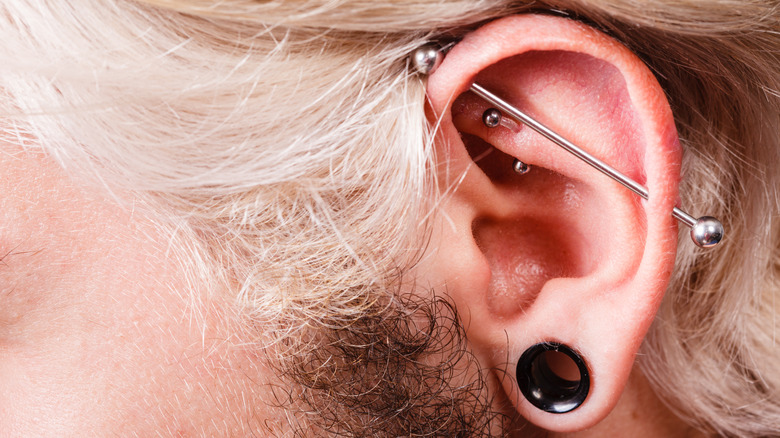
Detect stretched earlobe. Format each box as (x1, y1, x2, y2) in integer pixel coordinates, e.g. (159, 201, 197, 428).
(412, 14, 706, 432)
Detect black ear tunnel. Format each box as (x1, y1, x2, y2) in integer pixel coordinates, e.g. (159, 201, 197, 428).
(516, 342, 590, 414)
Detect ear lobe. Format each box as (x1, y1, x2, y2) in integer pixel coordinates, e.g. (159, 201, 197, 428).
(423, 15, 681, 432)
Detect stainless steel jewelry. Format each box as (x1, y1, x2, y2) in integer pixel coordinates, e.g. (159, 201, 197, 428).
(412, 44, 724, 248)
(512, 158, 531, 175)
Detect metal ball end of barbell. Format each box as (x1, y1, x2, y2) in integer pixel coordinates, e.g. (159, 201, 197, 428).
(482, 108, 502, 128)
(411, 44, 444, 75)
(691, 216, 724, 248)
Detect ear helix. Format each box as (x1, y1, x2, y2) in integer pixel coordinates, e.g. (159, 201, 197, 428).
(412, 44, 725, 249)
(412, 42, 725, 416)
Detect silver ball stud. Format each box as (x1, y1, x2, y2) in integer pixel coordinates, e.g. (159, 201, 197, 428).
(513, 158, 530, 175)
(482, 108, 502, 128)
(411, 44, 443, 75)
(691, 216, 724, 248)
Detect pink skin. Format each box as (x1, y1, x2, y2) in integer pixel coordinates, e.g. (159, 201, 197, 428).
(0, 148, 692, 437)
(420, 15, 681, 432)
(0, 147, 281, 436)
(0, 14, 693, 437)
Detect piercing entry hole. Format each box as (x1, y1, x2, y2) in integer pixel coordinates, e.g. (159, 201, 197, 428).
(517, 342, 590, 414)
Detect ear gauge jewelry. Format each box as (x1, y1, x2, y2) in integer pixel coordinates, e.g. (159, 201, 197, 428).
(411, 44, 725, 248)
(517, 343, 590, 413)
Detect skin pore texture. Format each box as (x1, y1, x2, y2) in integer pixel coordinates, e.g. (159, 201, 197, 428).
(0, 148, 700, 437)
(0, 12, 716, 438)
(0, 146, 284, 436)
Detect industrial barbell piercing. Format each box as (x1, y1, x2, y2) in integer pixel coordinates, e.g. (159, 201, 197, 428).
(410, 45, 725, 248)
(469, 86, 724, 248)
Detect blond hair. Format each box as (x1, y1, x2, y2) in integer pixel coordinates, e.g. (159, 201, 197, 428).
(2, 0, 778, 435)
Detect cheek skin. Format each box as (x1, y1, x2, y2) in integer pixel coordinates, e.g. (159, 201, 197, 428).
(0, 147, 279, 436)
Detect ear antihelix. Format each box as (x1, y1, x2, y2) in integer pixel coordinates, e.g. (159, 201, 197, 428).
(412, 44, 725, 250)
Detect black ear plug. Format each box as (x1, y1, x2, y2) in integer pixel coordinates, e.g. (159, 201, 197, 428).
(516, 342, 590, 414)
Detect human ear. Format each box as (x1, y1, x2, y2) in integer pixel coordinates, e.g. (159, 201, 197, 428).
(422, 14, 681, 432)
